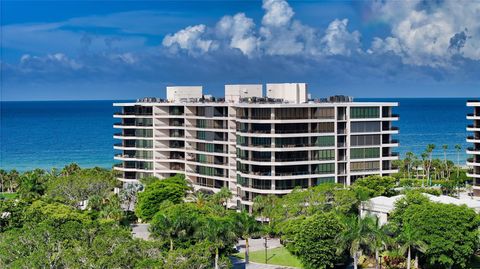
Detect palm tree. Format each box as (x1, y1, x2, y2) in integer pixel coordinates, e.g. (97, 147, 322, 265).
(150, 212, 188, 251)
(455, 144, 462, 178)
(0, 169, 6, 193)
(426, 144, 436, 185)
(233, 211, 262, 264)
(397, 224, 427, 269)
(421, 152, 428, 187)
(212, 187, 232, 209)
(369, 219, 390, 269)
(336, 215, 377, 269)
(6, 170, 20, 192)
(442, 144, 448, 179)
(61, 163, 81, 176)
(196, 216, 237, 269)
(186, 191, 210, 208)
(252, 195, 278, 229)
(405, 152, 415, 179)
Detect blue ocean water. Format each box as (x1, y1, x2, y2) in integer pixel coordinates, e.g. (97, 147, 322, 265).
(0, 98, 474, 171)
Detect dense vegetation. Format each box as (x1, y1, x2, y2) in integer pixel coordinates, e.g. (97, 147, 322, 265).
(1, 151, 479, 269)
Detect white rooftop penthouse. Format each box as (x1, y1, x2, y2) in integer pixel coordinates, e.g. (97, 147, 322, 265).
(166, 86, 203, 102)
(224, 84, 263, 103)
(266, 83, 308, 104)
(360, 193, 480, 225)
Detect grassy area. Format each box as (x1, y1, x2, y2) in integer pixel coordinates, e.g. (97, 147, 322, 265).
(0, 192, 18, 199)
(234, 246, 302, 268)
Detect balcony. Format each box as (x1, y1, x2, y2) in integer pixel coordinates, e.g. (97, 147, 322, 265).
(467, 147, 480, 155)
(467, 113, 480, 120)
(114, 122, 153, 128)
(467, 100, 480, 107)
(467, 125, 480, 132)
(382, 126, 399, 131)
(114, 112, 152, 117)
(467, 136, 480, 143)
(382, 152, 399, 158)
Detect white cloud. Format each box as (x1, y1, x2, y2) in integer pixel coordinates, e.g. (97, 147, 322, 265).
(321, 19, 361, 56)
(20, 53, 82, 70)
(162, 24, 216, 55)
(216, 13, 258, 56)
(162, 0, 360, 57)
(370, 0, 480, 67)
(261, 0, 294, 28)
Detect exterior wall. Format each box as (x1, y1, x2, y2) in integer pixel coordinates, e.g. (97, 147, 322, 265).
(266, 83, 308, 103)
(113, 96, 399, 211)
(225, 84, 263, 103)
(166, 86, 203, 101)
(467, 100, 480, 194)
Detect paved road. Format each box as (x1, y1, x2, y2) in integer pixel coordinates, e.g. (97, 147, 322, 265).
(236, 238, 281, 253)
(131, 223, 151, 240)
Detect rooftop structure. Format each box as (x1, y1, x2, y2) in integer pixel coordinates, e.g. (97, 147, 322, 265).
(361, 193, 480, 225)
(113, 83, 399, 211)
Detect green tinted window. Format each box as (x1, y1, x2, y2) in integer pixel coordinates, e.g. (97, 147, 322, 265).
(350, 107, 380, 118)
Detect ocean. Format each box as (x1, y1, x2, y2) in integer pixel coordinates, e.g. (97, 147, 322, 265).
(0, 98, 473, 171)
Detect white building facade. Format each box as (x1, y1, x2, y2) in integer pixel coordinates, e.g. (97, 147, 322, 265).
(467, 99, 480, 195)
(114, 83, 399, 211)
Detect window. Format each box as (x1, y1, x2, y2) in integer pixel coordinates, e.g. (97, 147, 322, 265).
(350, 148, 380, 159)
(237, 175, 248, 187)
(350, 107, 380, 118)
(197, 119, 207, 128)
(251, 108, 271, 119)
(313, 177, 335, 186)
(351, 121, 381, 133)
(315, 122, 335, 133)
(313, 107, 335, 119)
(252, 137, 271, 147)
(314, 163, 335, 174)
(313, 136, 335, 147)
(350, 161, 380, 172)
(252, 179, 272, 190)
(275, 137, 309, 147)
(275, 179, 309, 190)
(236, 135, 247, 146)
(314, 149, 335, 160)
(275, 108, 308, 120)
(351, 135, 381, 146)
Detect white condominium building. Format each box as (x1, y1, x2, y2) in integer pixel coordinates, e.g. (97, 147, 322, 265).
(467, 99, 480, 195)
(113, 83, 399, 210)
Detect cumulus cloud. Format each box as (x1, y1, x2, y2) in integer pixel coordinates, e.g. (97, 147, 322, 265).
(261, 0, 294, 28)
(369, 0, 480, 67)
(321, 19, 361, 56)
(162, 0, 360, 57)
(162, 25, 216, 55)
(216, 13, 258, 56)
(20, 53, 82, 70)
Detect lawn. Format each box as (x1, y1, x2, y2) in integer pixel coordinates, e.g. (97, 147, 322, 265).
(234, 246, 302, 268)
(0, 192, 18, 199)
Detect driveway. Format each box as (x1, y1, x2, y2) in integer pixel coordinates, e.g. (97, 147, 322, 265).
(131, 223, 151, 240)
(236, 238, 282, 253)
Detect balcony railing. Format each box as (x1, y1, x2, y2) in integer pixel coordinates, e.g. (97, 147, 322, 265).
(114, 122, 153, 127)
(114, 112, 152, 116)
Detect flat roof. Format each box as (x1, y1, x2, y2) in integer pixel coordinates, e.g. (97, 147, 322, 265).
(113, 101, 399, 107)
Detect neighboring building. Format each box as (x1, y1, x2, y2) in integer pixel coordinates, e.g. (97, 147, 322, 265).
(467, 99, 480, 196)
(113, 83, 399, 211)
(360, 194, 480, 226)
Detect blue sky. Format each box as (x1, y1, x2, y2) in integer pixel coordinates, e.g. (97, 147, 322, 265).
(1, 0, 479, 100)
